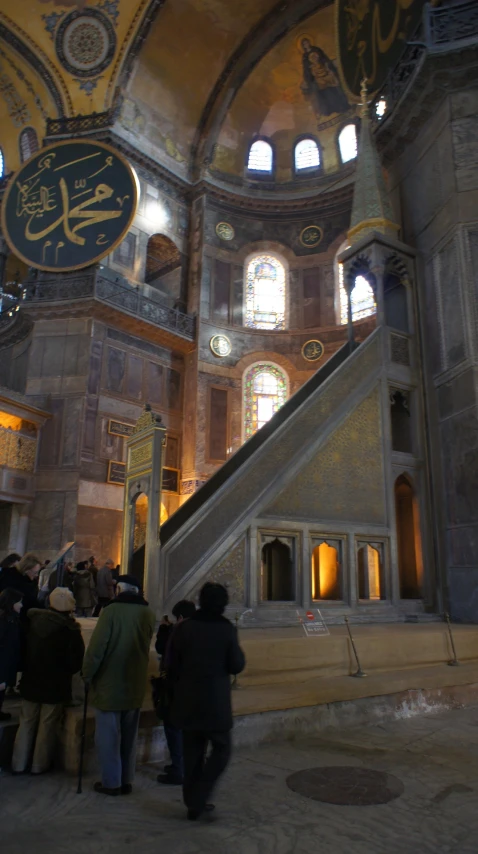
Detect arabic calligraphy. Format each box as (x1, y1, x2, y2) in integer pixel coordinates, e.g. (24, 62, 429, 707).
(2, 140, 138, 273)
(300, 225, 324, 248)
(337, 0, 425, 98)
(302, 339, 325, 362)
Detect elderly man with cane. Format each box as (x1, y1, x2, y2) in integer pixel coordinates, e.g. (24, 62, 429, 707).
(82, 574, 155, 795)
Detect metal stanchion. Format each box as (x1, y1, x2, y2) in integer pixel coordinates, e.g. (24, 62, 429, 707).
(444, 612, 460, 666)
(344, 616, 367, 678)
(232, 613, 239, 689)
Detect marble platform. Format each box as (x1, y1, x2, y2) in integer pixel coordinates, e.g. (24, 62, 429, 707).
(2, 621, 478, 775)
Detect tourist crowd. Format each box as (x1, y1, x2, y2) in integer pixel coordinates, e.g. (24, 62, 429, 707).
(0, 550, 245, 822)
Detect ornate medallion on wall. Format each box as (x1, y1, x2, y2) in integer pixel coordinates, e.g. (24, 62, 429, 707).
(55, 8, 117, 79)
(216, 222, 235, 241)
(300, 225, 323, 248)
(302, 340, 324, 362)
(210, 334, 232, 358)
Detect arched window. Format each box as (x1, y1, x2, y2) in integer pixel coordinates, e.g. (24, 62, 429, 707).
(19, 127, 39, 163)
(245, 254, 286, 330)
(0, 148, 4, 179)
(338, 251, 376, 325)
(243, 363, 287, 439)
(338, 124, 357, 164)
(247, 139, 273, 173)
(294, 138, 320, 171)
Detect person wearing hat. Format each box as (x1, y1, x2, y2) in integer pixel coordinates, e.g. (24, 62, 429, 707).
(11, 587, 85, 774)
(82, 574, 155, 796)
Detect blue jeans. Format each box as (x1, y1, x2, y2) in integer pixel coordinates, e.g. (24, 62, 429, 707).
(164, 722, 183, 780)
(95, 709, 141, 789)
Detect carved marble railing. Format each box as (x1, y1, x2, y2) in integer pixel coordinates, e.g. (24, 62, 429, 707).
(371, 0, 478, 123)
(426, 0, 478, 47)
(24, 268, 195, 341)
(0, 427, 37, 473)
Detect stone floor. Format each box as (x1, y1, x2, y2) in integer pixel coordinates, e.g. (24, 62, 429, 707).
(2, 705, 478, 854)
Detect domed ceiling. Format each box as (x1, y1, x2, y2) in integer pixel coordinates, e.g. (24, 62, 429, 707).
(0, 0, 425, 182)
(211, 4, 355, 182)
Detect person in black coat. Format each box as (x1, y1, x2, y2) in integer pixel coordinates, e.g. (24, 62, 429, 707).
(169, 582, 245, 821)
(0, 553, 42, 618)
(11, 586, 85, 774)
(0, 588, 24, 720)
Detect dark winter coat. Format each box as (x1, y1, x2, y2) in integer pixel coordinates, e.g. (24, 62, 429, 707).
(0, 610, 23, 685)
(20, 608, 85, 704)
(169, 610, 245, 733)
(155, 622, 173, 657)
(73, 569, 97, 609)
(0, 565, 39, 616)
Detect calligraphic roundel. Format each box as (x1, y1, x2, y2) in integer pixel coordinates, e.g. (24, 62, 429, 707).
(336, 0, 426, 99)
(1, 140, 139, 272)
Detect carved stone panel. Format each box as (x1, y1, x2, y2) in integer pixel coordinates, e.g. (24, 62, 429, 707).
(190, 536, 246, 605)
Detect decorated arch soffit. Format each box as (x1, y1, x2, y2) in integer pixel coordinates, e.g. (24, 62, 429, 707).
(0, 0, 160, 172)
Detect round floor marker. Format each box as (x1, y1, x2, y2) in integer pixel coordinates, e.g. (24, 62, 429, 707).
(286, 766, 404, 806)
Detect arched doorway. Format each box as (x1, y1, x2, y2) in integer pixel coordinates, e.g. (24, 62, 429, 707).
(145, 233, 182, 306)
(312, 542, 341, 600)
(130, 492, 148, 588)
(261, 538, 294, 601)
(395, 475, 423, 599)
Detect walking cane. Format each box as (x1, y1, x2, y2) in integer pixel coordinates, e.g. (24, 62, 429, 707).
(77, 682, 89, 794)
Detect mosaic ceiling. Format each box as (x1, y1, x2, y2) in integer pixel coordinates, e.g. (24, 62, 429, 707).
(0, 1, 418, 181)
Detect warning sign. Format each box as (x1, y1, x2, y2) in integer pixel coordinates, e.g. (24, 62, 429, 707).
(297, 608, 329, 637)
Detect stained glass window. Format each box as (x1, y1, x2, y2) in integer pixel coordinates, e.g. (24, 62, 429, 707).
(338, 124, 357, 164)
(339, 261, 376, 325)
(245, 254, 286, 330)
(295, 138, 320, 171)
(243, 363, 287, 439)
(248, 140, 273, 172)
(19, 127, 39, 163)
(0, 148, 4, 179)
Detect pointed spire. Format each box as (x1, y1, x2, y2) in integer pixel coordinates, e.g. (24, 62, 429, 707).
(348, 80, 400, 245)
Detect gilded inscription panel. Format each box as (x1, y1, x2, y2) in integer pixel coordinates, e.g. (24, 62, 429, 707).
(129, 442, 152, 470)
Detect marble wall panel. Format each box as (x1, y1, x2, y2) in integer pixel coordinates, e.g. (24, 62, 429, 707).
(62, 397, 83, 467)
(42, 337, 65, 377)
(440, 407, 478, 528)
(38, 398, 64, 468)
(88, 340, 103, 395)
(106, 347, 126, 394)
(126, 354, 144, 400)
(438, 237, 466, 369)
(27, 491, 65, 551)
(75, 505, 123, 565)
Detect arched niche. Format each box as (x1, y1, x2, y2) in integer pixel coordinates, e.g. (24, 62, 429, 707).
(395, 474, 423, 599)
(312, 540, 341, 601)
(261, 536, 295, 602)
(357, 543, 385, 601)
(145, 233, 182, 306)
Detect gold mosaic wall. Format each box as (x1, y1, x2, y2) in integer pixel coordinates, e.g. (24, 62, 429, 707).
(0, 427, 36, 472)
(266, 387, 385, 523)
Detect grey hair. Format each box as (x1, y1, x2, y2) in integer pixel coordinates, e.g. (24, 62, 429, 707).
(117, 582, 139, 594)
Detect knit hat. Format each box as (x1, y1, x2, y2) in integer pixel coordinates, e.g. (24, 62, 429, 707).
(50, 587, 76, 612)
(117, 574, 142, 590)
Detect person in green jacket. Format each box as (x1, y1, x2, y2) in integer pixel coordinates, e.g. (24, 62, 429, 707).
(81, 574, 155, 796)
